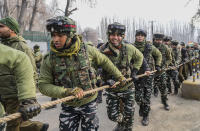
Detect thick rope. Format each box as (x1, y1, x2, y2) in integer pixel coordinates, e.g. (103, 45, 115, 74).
(0, 59, 194, 123)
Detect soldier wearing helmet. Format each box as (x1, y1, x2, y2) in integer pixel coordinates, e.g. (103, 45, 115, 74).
(133, 29, 162, 126)
(39, 16, 126, 131)
(100, 22, 143, 131)
(152, 33, 172, 111)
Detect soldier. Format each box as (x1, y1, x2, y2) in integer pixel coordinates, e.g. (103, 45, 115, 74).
(179, 42, 189, 82)
(38, 16, 126, 131)
(33, 44, 43, 72)
(133, 29, 162, 126)
(153, 33, 172, 111)
(100, 22, 143, 131)
(186, 45, 193, 76)
(0, 43, 41, 131)
(164, 39, 181, 95)
(0, 17, 49, 131)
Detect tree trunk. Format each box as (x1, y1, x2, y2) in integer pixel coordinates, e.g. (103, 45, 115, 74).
(29, 0, 39, 31)
(65, 0, 70, 16)
(18, 0, 28, 30)
(3, 0, 9, 17)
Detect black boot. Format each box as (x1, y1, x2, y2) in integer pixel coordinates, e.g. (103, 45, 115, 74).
(154, 88, 158, 97)
(139, 104, 143, 117)
(162, 100, 170, 111)
(113, 123, 125, 131)
(142, 114, 149, 126)
(41, 123, 49, 131)
(174, 87, 178, 95)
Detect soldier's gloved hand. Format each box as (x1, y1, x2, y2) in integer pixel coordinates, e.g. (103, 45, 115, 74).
(70, 87, 84, 99)
(155, 65, 161, 72)
(131, 68, 138, 82)
(106, 79, 116, 88)
(118, 76, 127, 87)
(18, 98, 41, 121)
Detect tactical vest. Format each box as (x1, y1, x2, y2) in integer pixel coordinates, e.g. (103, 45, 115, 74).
(157, 44, 167, 68)
(142, 43, 155, 71)
(50, 43, 96, 92)
(101, 43, 132, 91)
(0, 65, 17, 99)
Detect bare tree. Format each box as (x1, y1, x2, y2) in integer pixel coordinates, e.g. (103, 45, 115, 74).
(29, 0, 39, 31)
(64, 0, 97, 17)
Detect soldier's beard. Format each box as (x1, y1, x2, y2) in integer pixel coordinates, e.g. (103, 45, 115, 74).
(0, 31, 11, 39)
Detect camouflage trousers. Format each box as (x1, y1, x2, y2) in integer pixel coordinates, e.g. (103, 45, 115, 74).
(106, 87, 135, 130)
(154, 72, 168, 102)
(1, 98, 44, 131)
(59, 100, 99, 131)
(166, 69, 180, 93)
(134, 75, 153, 115)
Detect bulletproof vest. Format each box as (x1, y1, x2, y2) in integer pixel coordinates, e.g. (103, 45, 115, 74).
(0, 64, 17, 99)
(157, 44, 167, 67)
(101, 44, 131, 80)
(142, 43, 155, 70)
(50, 43, 96, 91)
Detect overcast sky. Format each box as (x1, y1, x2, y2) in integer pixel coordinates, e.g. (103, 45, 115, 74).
(45, 0, 199, 29)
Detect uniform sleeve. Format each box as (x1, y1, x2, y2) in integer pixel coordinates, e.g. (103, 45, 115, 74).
(129, 45, 143, 70)
(14, 52, 36, 100)
(87, 46, 123, 80)
(38, 55, 66, 98)
(165, 46, 172, 66)
(152, 46, 162, 66)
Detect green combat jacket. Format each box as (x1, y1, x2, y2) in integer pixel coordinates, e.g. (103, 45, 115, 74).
(39, 37, 123, 107)
(153, 43, 172, 69)
(0, 44, 36, 100)
(101, 42, 143, 92)
(1, 35, 38, 82)
(134, 41, 162, 72)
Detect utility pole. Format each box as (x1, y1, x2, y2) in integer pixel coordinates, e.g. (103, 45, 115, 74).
(151, 21, 154, 39)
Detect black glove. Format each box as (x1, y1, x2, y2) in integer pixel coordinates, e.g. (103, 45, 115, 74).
(155, 65, 161, 72)
(131, 68, 138, 81)
(18, 98, 41, 121)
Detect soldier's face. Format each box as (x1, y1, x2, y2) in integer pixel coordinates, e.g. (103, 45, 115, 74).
(52, 32, 67, 49)
(136, 34, 145, 42)
(0, 24, 11, 39)
(154, 39, 163, 44)
(163, 41, 170, 46)
(109, 33, 123, 47)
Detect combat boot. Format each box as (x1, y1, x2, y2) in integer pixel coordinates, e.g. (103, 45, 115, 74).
(162, 100, 170, 111)
(41, 123, 49, 131)
(142, 114, 149, 126)
(154, 88, 158, 97)
(113, 123, 125, 131)
(139, 104, 143, 117)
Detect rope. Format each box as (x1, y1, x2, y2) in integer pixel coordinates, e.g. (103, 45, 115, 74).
(0, 59, 194, 123)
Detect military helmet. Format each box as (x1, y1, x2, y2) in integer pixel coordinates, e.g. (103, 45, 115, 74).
(46, 16, 76, 34)
(171, 40, 179, 46)
(33, 44, 40, 50)
(153, 33, 164, 40)
(163, 36, 172, 41)
(135, 29, 147, 37)
(107, 22, 126, 36)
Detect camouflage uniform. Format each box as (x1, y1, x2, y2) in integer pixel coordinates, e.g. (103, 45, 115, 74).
(153, 34, 172, 110)
(0, 43, 41, 131)
(134, 37, 162, 125)
(101, 38, 143, 130)
(39, 16, 124, 131)
(165, 40, 181, 94)
(33, 44, 43, 71)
